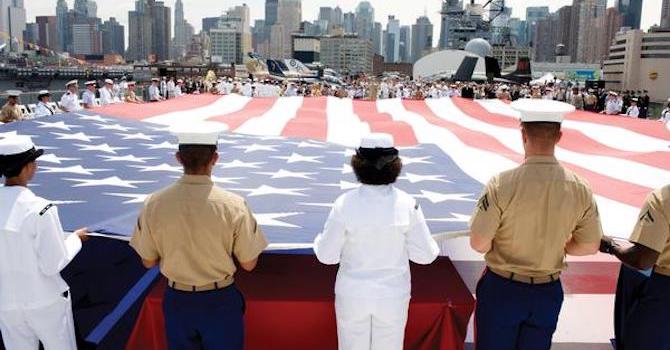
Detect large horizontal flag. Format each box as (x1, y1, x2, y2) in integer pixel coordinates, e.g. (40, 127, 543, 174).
(0, 110, 481, 244)
(93, 94, 670, 239)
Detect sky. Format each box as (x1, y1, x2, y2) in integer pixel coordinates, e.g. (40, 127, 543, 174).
(26, 0, 665, 46)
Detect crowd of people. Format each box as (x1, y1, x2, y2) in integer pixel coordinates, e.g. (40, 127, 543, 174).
(2, 74, 670, 125)
(1, 97, 669, 350)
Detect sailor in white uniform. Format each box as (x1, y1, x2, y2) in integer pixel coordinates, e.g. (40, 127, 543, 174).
(99, 79, 115, 106)
(148, 78, 164, 102)
(314, 133, 440, 350)
(33, 90, 58, 118)
(59, 80, 82, 113)
(0, 135, 88, 350)
(81, 81, 98, 109)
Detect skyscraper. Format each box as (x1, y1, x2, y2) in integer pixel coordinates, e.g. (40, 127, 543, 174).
(399, 25, 411, 63)
(384, 15, 400, 63)
(372, 21, 382, 55)
(0, 0, 27, 52)
(173, 0, 193, 59)
(661, 0, 670, 28)
(333, 6, 343, 27)
(36, 16, 59, 50)
(355, 1, 375, 42)
(102, 17, 125, 55)
(573, 0, 607, 63)
(273, 0, 301, 58)
(74, 0, 88, 17)
(87, 0, 97, 18)
(128, 0, 171, 62)
(411, 16, 433, 63)
(343, 12, 355, 33)
(525, 6, 550, 47)
(266, 0, 278, 26)
(56, 0, 69, 51)
(616, 0, 643, 29)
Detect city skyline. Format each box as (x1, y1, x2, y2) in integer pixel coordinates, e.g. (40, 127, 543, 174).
(25, 0, 665, 46)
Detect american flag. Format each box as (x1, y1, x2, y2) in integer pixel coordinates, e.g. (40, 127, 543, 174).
(2, 95, 669, 345)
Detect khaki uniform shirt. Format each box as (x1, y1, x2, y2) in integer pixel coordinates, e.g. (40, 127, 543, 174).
(124, 90, 142, 103)
(629, 185, 670, 275)
(130, 175, 268, 287)
(0, 104, 24, 123)
(470, 156, 603, 277)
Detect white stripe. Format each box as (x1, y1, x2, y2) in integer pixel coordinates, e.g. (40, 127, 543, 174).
(478, 99, 670, 153)
(326, 96, 370, 147)
(432, 98, 669, 192)
(381, 98, 639, 239)
(235, 96, 303, 136)
(144, 95, 250, 127)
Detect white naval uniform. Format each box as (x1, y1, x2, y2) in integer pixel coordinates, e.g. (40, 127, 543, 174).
(148, 85, 161, 102)
(314, 185, 439, 350)
(605, 99, 621, 115)
(33, 102, 56, 118)
(99, 87, 114, 106)
(0, 187, 82, 350)
(58, 92, 82, 112)
(81, 90, 96, 108)
(625, 105, 640, 118)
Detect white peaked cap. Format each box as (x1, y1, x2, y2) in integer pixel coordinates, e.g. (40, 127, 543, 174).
(85, 80, 97, 86)
(66, 80, 78, 87)
(5, 90, 21, 97)
(359, 133, 395, 149)
(105, 79, 114, 85)
(510, 99, 575, 123)
(171, 122, 229, 146)
(0, 135, 36, 155)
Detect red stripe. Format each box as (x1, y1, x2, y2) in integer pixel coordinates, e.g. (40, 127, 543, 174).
(403, 99, 649, 208)
(96, 94, 222, 120)
(207, 98, 278, 131)
(352, 100, 418, 146)
(465, 99, 670, 170)
(281, 97, 329, 140)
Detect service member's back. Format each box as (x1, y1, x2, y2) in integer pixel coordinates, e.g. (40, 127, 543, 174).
(130, 123, 267, 350)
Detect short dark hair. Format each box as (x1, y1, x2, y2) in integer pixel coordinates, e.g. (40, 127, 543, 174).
(521, 122, 561, 144)
(1, 161, 32, 178)
(351, 154, 402, 185)
(177, 145, 216, 173)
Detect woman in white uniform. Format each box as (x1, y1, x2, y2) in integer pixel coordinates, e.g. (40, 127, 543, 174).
(314, 133, 440, 350)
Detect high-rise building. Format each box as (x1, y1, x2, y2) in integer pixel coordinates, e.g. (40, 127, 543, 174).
(372, 22, 382, 55)
(23, 22, 38, 46)
(252, 19, 266, 52)
(56, 0, 69, 51)
(399, 25, 411, 63)
(71, 20, 102, 55)
(319, 7, 333, 23)
(321, 34, 373, 74)
(582, 7, 622, 63)
(173, 0, 187, 58)
(343, 12, 355, 33)
(661, 0, 670, 28)
(202, 17, 220, 34)
(216, 5, 252, 60)
(0, 0, 27, 52)
(508, 18, 527, 46)
(333, 6, 343, 27)
(274, 0, 301, 58)
(74, 0, 88, 17)
(526, 6, 550, 47)
(210, 20, 244, 64)
(102, 17, 124, 55)
(127, 0, 171, 62)
(384, 15, 400, 63)
(616, 0, 643, 29)
(87, 0, 97, 18)
(266, 0, 279, 26)
(36, 16, 59, 50)
(355, 1, 375, 42)
(411, 16, 433, 63)
(573, 0, 607, 63)
(533, 13, 559, 62)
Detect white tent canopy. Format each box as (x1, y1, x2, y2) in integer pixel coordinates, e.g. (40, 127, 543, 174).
(531, 73, 560, 85)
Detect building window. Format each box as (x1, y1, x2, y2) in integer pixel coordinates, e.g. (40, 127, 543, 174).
(641, 45, 670, 51)
(640, 54, 670, 59)
(641, 37, 670, 43)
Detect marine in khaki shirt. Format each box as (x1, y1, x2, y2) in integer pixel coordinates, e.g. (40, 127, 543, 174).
(600, 185, 670, 349)
(130, 175, 267, 288)
(129, 124, 267, 350)
(470, 100, 603, 350)
(1, 91, 24, 123)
